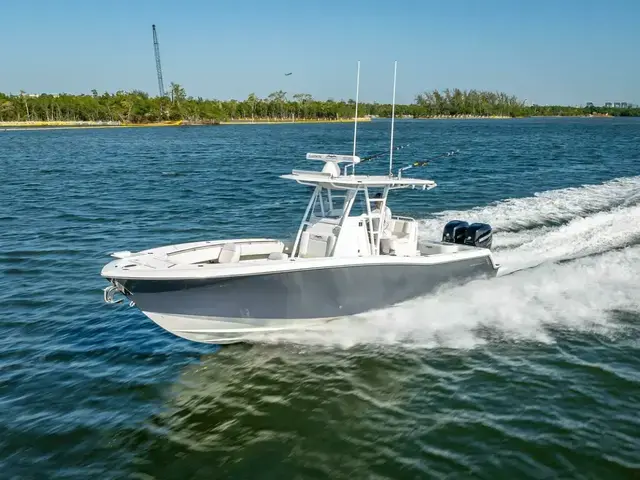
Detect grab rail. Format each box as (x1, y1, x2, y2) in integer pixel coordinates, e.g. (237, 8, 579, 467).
(392, 215, 416, 222)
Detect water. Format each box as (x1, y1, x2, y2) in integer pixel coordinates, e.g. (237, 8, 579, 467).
(1, 118, 639, 478)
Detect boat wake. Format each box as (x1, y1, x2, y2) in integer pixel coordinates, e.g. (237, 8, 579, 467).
(420, 175, 640, 275)
(252, 175, 640, 348)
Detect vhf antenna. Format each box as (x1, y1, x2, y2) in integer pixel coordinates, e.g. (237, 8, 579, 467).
(388, 60, 397, 176)
(352, 60, 361, 175)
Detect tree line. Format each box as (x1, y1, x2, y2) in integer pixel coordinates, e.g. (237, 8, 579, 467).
(0, 83, 637, 123)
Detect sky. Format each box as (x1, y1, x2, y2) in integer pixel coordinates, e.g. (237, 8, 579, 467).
(1, 0, 638, 105)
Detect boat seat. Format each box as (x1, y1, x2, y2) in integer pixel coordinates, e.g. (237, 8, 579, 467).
(382, 220, 416, 255)
(299, 232, 336, 258)
(218, 243, 241, 263)
(391, 219, 412, 240)
(371, 217, 394, 242)
(268, 252, 289, 261)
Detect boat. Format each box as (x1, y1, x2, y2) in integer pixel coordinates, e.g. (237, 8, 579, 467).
(100, 62, 500, 344)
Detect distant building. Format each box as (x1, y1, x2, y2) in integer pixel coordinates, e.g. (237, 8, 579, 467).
(602, 101, 632, 109)
(586, 102, 594, 108)
(16, 92, 59, 99)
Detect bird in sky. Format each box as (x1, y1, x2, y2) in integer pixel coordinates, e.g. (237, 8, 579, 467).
(284, 72, 292, 76)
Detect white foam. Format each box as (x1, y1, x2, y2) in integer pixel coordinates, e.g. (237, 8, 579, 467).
(495, 202, 640, 274)
(259, 245, 640, 349)
(418, 175, 640, 241)
(255, 176, 640, 349)
(419, 175, 640, 274)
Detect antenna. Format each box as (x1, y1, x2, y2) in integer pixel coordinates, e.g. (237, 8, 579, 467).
(152, 25, 166, 97)
(388, 61, 397, 176)
(352, 60, 361, 175)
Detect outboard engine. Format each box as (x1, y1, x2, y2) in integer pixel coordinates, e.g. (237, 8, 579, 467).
(442, 220, 469, 244)
(463, 223, 493, 249)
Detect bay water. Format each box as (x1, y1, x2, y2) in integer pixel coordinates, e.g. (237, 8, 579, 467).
(1, 118, 639, 478)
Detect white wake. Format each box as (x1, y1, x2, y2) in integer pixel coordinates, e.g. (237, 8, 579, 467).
(256, 176, 640, 348)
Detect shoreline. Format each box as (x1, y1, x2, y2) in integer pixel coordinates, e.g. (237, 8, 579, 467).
(0, 114, 622, 131)
(413, 115, 512, 120)
(0, 120, 183, 131)
(0, 117, 372, 131)
(413, 114, 613, 119)
(220, 117, 371, 125)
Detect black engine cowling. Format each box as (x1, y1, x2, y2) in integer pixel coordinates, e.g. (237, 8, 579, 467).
(442, 220, 469, 244)
(463, 223, 493, 249)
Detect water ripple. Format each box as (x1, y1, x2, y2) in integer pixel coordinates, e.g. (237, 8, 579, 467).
(1, 120, 640, 478)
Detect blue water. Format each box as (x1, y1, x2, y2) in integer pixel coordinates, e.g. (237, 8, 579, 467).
(1, 118, 639, 478)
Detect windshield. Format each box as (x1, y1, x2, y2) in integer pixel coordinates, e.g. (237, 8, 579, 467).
(312, 188, 346, 219)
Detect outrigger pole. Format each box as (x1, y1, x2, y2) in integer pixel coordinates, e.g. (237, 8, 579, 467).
(361, 143, 411, 163)
(398, 150, 460, 177)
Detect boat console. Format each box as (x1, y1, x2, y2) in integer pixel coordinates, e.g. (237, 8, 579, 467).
(281, 152, 438, 260)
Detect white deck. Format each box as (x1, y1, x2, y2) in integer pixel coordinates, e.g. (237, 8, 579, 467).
(101, 236, 493, 280)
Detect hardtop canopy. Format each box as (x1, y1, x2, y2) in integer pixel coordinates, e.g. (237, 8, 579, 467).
(280, 170, 437, 190)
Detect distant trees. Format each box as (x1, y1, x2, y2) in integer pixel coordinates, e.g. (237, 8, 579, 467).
(415, 89, 525, 117)
(169, 82, 186, 104)
(524, 103, 640, 117)
(0, 87, 637, 124)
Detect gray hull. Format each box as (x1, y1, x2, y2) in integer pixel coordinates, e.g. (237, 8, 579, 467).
(114, 256, 497, 343)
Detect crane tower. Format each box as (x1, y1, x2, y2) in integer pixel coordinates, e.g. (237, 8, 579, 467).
(152, 24, 166, 97)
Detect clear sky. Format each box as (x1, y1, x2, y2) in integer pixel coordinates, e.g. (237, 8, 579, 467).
(1, 0, 638, 105)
